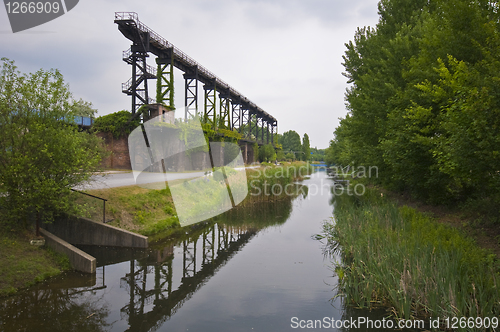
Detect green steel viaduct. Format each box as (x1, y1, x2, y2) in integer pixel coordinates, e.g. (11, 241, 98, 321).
(115, 12, 278, 146)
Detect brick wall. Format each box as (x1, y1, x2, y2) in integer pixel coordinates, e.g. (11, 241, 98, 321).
(97, 132, 131, 170)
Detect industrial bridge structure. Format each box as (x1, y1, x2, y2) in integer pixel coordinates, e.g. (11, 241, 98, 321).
(114, 12, 278, 145)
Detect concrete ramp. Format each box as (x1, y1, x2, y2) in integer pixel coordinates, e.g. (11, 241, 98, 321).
(40, 228, 96, 274)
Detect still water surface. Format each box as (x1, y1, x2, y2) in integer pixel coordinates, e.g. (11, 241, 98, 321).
(1, 170, 398, 332)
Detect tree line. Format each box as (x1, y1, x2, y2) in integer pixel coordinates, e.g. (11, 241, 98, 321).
(279, 130, 309, 161)
(326, 0, 500, 216)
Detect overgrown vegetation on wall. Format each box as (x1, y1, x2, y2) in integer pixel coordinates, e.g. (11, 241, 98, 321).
(92, 110, 141, 139)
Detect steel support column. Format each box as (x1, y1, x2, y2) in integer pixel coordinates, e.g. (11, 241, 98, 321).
(254, 116, 262, 144)
(231, 103, 242, 131)
(266, 122, 270, 144)
(260, 118, 264, 143)
(241, 107, 250, 137)
(254, 114, 260, 142)
(219, 93, 230, 129)
(241, 106, 249, 135)
(271, 121, 276, 145)
(184, 66, 198, 120)
(122, 43, 156, 114)
(204, 81, 217, 127)
(248, 112, 255, 140)
(156, 49, 174, 110)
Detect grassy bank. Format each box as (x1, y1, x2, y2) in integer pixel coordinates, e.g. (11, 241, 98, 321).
(323, 187, 500, 327)
(0, 228, 70, 297)
(83, 162, 313, 238)
(84, 186, 180, 237)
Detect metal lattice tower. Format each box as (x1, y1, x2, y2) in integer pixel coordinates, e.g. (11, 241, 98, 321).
(115, 12, 277, 143)
(219, 93, 230, 129)
(203, 80, 216, 127)
(122, 46, 157, 114)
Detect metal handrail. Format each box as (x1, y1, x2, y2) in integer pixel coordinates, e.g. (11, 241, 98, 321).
(71, 189, 108, 223)
(122, 48, 158, 76)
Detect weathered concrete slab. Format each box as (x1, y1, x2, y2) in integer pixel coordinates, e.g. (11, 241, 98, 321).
(40, 228, 96, 274)
(43, 215, 148, 248)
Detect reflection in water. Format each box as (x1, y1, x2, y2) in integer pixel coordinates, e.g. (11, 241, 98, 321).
(122, 225, 257, 331)
(120, 199, 294, 332)
(1, 172, 407, 332)
(0, 272, 110, 332)
(0, 198, 294, 332)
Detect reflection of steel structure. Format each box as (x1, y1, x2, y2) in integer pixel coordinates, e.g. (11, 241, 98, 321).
(115, 12, 277, 145)
(119, 223, 256, 332)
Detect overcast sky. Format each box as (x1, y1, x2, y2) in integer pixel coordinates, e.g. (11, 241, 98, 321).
(1, 0, 380, 148)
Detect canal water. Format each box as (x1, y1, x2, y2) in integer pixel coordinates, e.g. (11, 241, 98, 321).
(0, 170, 398, 332)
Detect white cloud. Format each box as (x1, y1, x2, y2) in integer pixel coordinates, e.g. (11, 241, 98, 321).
(0, 0, 380, 147)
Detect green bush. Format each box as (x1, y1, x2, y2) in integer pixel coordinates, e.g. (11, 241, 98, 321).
(93, 110, 140, 138)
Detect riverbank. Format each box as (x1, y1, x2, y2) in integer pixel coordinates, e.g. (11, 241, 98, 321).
(385, 189, 500, 260)
(0, 162, 313, 297)
(84, 162, 313, 241)
(323, 186, 500, 324)
(0, 171, 359, 332)
(0, 228, 70, 297)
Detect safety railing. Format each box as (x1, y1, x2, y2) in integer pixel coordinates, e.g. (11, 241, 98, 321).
(71, 189, 109, 223)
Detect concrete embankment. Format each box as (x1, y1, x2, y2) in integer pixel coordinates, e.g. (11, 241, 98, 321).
(43, 215, 148, 248)
(41, 215, 148, 274)
(40, 228, 96, 274)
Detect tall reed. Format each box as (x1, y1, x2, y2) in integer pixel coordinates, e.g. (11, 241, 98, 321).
(323, 189, 500, 330)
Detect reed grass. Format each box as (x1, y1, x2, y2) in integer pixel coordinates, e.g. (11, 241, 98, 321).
(323, 188, 500, 330)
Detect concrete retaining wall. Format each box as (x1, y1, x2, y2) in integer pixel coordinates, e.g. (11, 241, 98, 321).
(43, 215, 148, 248)
(40, 228, 96, 274)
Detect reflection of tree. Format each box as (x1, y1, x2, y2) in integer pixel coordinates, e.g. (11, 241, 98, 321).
(0, 278, 110, 332)
(219, 196, 294, 228)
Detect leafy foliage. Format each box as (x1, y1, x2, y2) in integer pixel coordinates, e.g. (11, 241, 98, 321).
(281, 130, 302, 157)
(330, 0, 500, 210)
(0, 58, 105, 227)
(258, 143, 276, 162)
(302, 133, 310, 161)
(92, 110, 141, 139)
(309, 147, 325, 162)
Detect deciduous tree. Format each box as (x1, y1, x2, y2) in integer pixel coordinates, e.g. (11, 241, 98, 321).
(0, 58, 105, 227)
